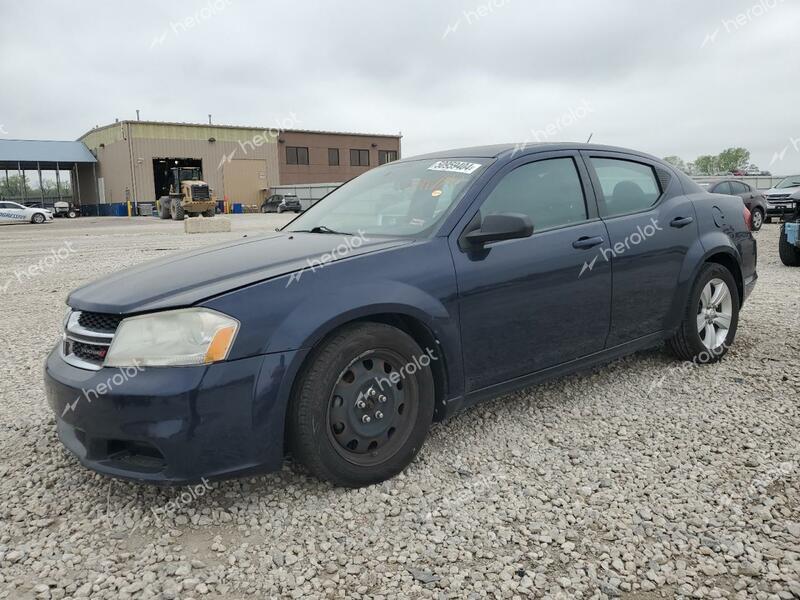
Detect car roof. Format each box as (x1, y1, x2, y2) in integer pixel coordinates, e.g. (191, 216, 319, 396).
(400, 142, 661, 162)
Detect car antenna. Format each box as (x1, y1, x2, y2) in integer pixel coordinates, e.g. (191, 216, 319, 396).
(586, 133, 594, 143)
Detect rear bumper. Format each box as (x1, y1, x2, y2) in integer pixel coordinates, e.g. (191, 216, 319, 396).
(44, 346, 299, 485)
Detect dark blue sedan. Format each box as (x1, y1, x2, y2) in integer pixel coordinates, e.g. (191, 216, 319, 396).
(45, 143, 757, 487)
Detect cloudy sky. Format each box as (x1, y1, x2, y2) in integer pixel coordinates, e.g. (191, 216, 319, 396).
(2, 0, 799, 172)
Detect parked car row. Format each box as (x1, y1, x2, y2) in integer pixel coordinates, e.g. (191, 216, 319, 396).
(700, 179, 768, 230)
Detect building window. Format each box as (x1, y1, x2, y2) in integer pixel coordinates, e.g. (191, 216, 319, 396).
(379, 150, 398, 165)
(286, 146, 309, 165)
(328, 148, 340, 166)
(350, 149, 370, 167)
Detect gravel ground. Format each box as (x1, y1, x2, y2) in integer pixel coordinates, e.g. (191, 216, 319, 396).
(0, 216, 798, 600)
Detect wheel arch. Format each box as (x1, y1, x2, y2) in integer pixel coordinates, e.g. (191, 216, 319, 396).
(287, 311, 451, 426)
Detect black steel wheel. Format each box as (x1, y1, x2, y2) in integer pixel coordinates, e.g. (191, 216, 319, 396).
(289, 322, 436, 487)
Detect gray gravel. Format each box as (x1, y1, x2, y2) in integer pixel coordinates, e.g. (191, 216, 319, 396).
(0, 216, 798, 599)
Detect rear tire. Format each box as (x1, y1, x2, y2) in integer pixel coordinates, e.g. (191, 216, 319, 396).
(289, 323, 436, 487)
(667, 263, 739, 363)
(751, 208, 764, 231)
(158, 197, 171, 220)
(779, 224, 800, 266)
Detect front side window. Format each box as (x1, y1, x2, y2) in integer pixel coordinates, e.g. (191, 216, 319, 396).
(591, 158, 661, 217)
(479, 158, 587, 232)
(287, 146, 310, 165)
(285, 158, 488, 237)
(350, 149, 370, 167)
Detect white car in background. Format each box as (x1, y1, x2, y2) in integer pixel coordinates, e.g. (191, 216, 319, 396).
(0, 200, 54, 224)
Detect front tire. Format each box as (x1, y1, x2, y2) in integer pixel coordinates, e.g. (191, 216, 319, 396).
(779, 224, 800, 266)
(289, 323, 436, 487)
(667, 263, 739, 363)
(31, 213, 45, 224)
(171, 199, 185, 221)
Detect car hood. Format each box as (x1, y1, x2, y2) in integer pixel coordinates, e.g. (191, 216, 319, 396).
(68, 231, 412, 314)
(765, 186, 800, 197)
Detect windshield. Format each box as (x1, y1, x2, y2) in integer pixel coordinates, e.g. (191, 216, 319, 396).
(776, 176, 800, 189)
(284, 158, 488, 237)
(179, 168, 201, 181)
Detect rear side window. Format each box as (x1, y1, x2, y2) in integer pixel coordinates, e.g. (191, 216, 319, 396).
(712, 181, 732, 195)
(591, 158, 661, 218)
(480, 157, 587, 232)
(729, 181, 749, 194)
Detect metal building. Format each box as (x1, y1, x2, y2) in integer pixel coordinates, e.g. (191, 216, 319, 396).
(77, 120, 402, 213)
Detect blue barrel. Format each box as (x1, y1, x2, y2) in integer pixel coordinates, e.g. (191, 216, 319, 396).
(232, 203, 243, 214)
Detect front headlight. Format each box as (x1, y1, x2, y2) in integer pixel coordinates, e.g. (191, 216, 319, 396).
(104, 308, 239, 368)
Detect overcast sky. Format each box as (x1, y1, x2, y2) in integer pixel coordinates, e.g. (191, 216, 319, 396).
(2, 0, 799, 173)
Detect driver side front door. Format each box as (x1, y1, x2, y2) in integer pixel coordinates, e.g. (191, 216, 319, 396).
(450, 152, 612, 394)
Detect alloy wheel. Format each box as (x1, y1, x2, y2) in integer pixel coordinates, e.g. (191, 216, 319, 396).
(697, 278, 733, 351)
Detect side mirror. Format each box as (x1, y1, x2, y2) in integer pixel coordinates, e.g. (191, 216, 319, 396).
(461, 213, 533, 249)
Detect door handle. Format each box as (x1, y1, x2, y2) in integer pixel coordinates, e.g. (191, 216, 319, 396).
(670, 216, 694, 228)
(572, 236, 604, 249)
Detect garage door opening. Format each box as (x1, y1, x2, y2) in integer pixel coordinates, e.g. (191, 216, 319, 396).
(153, 158, 202, 199)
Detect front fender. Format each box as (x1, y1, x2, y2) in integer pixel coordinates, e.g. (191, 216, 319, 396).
(268, 280, 453, 353)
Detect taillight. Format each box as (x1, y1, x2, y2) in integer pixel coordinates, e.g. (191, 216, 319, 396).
(743, 206, 752, 231)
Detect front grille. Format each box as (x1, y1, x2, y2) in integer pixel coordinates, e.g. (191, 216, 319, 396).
(72, 340, 109, 362)
(62, 311, 117, 370)
(191, 185, 210, 200)
(78, 311, 123, 334)
(768, 194, 791, 200)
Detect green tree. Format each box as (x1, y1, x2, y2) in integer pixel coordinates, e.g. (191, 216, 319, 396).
(717, 147, 750, 173)
(694, 155, 719, 175)
(663, 155, 687, 172)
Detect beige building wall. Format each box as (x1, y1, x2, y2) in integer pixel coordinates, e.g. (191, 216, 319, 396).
(79, 121, 281, 205)
(278, 131, 402, 185)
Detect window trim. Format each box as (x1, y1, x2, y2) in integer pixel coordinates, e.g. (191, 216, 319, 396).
(581, 152, 667, 220)
(286, 146, 310, 166)
(453, 151, 598, 244)
(328, 148, 340, 166)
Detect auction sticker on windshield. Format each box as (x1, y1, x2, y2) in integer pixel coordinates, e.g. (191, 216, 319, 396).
(428, 160, 482, 174)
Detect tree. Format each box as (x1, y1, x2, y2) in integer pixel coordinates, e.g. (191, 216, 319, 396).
(663, 156, 687, 172)
(694, 155, 719, 175)
(717, 147, 750, 173)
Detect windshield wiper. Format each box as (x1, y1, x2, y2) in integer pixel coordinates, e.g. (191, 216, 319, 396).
(294, 225, 353, 235)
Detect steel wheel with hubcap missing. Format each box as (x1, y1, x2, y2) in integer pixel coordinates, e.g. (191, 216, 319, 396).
(289, 322, 435, 487)
(327, 350, 418, 467)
